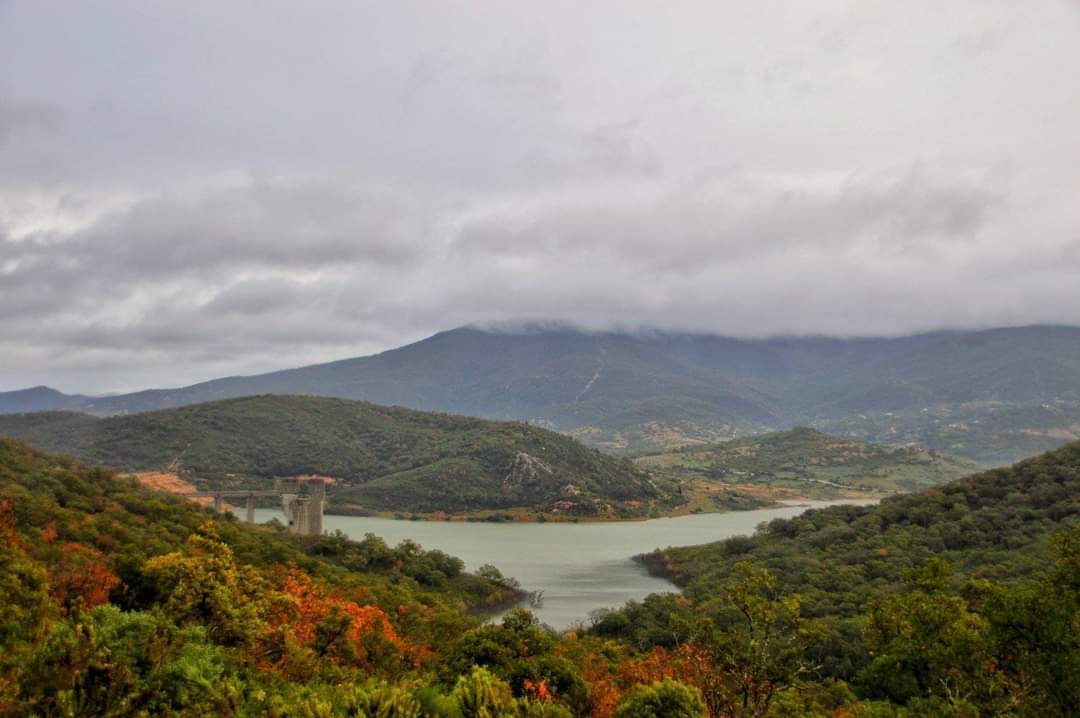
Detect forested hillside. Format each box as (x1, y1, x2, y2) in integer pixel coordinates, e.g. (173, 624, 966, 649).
(5, 324, 1078, 463)
(638, 440, 1080, 615)
(587, 440, 1080, 715)
(0, 437, 532, 714)
(635, 427, 978, 499)
(0, 395, 675, 518)
(3, 437, 1080, 716)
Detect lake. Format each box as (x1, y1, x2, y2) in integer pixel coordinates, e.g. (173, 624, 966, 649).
(250, 501, 868, 630)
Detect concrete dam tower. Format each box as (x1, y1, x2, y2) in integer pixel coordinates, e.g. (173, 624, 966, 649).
(183, 475, 329, 536)
(277, 476, 327, 536)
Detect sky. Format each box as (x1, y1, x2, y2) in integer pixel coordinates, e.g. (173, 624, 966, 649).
(2, 1, 1079, 393)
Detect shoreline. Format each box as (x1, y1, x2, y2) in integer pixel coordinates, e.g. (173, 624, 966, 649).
(322, 492, 884, 524)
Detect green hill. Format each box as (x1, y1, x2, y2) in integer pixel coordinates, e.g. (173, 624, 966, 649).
(634, 427, 979, 499)
(634, 439, 1080, 620)
(589, 441, 1080, 714)
(0, 435, 513, 613)
(0, 395, 673, 517)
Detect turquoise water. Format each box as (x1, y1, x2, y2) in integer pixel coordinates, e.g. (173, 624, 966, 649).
(250, 501, 866, 630)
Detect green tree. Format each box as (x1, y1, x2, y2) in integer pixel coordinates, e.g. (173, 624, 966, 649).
(16, 606, 240, 717)
(142, 525, 270, 647)
(453, 666, 516, 718)
(691, 562, 818, 717)
(344, 680, 422, 717)
(857, 559, 992, 711)
(982, 525, 1080, 716)
(612, 679, 706, 718)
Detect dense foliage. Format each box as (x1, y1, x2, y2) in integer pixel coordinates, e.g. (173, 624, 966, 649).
(0, 437, 704, 716)
(0, 396, 676, 517)
(589, 441, 1080, 715)
(3, 435, 1079, 716)
(635, 427, 978, 498)
(639, 441, 1080, 618)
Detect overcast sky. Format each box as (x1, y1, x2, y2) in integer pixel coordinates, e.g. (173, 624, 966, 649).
(2, 1, 1079, 393)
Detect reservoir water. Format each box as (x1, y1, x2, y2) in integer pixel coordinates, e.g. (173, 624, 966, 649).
(250, 501, 866, 630)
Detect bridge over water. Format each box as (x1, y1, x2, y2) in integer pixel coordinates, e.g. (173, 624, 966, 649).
(181, 477, 327, 535)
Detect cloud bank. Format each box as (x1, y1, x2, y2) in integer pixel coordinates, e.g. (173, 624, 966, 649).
(1, 1, 1078, 392)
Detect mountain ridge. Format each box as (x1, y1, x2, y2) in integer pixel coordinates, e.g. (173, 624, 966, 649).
(5, 323, 1080, 463)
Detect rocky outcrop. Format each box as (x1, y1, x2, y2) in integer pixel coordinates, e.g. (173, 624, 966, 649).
(502, 452, 554, 493)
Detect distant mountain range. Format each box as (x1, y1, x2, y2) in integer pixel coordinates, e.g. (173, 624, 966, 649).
(0, 395, 671, 517)
(0, 385, 95, 414)
(3, 324, 1079, 463)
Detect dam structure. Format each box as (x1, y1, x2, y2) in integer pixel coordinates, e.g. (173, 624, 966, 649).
(182, 475, 329, 536)
(277, 476, 327, 536)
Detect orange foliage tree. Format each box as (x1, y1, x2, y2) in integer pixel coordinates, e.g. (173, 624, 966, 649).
(47, 542, 119, 614)
(261, 568, 427, 678)
(622, 644, 731, 718)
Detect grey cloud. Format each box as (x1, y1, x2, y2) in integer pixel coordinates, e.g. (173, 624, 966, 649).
(0, 0, 1078, 392)
(0, 160, 1074, 392)
(200, 278, 321, 317)
(2, 179, 436, 290)
(450, 166, 1001, 272)
(0, 96, 62, 144)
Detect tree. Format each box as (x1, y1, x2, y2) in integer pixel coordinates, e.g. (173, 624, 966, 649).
(142, 525, 269, 647)
(691, 562, 819, 717)
(982, 525, 1080, 716)
(47, 542, 119, 614)
(453, 666, 516, 718)
(857, 559, 992, 711)
(612, 679, 706, 718)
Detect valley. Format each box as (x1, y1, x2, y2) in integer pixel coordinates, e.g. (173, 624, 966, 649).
(1, 329, 1078, 717)
(6, 4, 1078, 713)
(246, 500, 862, 630)
(634, 427, 979, 501)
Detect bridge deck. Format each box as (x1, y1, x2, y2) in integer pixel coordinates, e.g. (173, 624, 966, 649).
(181, 491, 281, 498)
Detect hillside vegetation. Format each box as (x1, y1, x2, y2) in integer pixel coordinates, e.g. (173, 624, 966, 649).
(635, 427, 979, 500)
(0, 395, 674, 518)
(3, 436, 1080, 715)
(0, 438, 709, 717)
(636, 440, 1080, 617)
(588, 440, 1080, 715)
(4, 324, 1079, 463)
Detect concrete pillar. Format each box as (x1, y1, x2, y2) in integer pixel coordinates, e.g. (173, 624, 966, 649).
(308, 482, 324, 536)
(245, 494, 255, 523)
(294, 497, 310, 535)
(307, 501, 322, 536)
(213, 493, 225, 513)
(281, 494, 298, 531)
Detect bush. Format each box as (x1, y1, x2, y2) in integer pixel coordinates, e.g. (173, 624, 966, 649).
(612, 679, 706, 718)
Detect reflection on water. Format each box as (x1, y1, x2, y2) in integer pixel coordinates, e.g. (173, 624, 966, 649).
(250, 501, 870, 630)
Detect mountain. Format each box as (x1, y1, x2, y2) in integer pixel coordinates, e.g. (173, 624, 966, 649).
(634, 427, 979, 499)
(0, 395, 673, 517)
(0, 385, 91, 413)
(4, 323, 1080, 463)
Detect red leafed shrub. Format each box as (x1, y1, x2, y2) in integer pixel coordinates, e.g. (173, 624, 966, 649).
(261, 568, 430, 676)
(48, 541, 120, 612)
